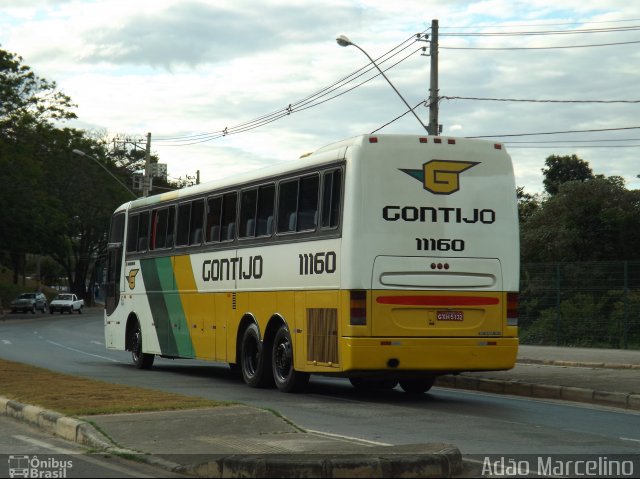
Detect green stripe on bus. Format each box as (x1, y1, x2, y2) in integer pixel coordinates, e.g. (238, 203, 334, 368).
(140, 257, 195, 358)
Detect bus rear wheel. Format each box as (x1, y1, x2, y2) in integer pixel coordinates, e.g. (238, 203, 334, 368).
(272, 325, 309, 393)
(131, 321, 154, 370)
(399, 377, 435, 394)
(240, 323, 274, 388)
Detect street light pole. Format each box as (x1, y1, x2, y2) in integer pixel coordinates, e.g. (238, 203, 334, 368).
(336, 35, 428, 133)
(72, 149, 138, 199)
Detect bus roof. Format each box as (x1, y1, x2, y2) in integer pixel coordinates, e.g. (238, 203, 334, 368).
(115, 134, 505, 213)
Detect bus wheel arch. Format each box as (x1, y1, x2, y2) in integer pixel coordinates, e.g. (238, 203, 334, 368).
(125, 313, 154, 370)
(268, 315, 310, 393)
(238, 315, 274, 388)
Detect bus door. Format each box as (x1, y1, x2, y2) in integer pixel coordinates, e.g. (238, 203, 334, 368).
(105, 243, 123, 316)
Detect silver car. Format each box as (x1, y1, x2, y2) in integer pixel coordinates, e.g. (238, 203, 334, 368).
(10, 292, 48, 313)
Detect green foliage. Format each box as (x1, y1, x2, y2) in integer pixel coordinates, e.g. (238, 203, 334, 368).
(0, 46, 130, 297)
(521, 177, 640, 262)
(541, 154, 594, 195)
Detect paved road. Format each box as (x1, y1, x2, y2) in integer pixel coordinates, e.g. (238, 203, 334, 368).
(0, 312, 638, 458)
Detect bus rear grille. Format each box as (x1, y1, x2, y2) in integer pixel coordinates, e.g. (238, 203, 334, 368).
(306, 308, 338, 364)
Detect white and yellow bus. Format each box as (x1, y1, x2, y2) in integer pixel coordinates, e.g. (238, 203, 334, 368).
(104, 134, 519, 394)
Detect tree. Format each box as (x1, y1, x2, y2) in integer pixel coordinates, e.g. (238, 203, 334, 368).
(542, 154, 594, 195)
(521, 176, 640, 262)
(516, 186, 542, 225)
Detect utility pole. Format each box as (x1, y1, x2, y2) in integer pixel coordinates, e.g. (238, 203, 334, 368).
(428, 19, 439, 136)
(143, 132, 152, 197)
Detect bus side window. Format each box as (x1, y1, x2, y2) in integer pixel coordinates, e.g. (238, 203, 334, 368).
(298, 174, 319, 231)
(239, 188, 258, 238)
(152, 208, 169, 249)
(221, 192, 237, 241)
(189, 199, 205, 245)
(166, 206, 175, 248)
(137, 211, 150, 252)
(176, 203, 191, 246)
(256, 184, 275, 236)
(277, 179, 298, 233)
(321, 169, 342, 229)
(126, 214, 139, 252)
(206, 196, 222, 242)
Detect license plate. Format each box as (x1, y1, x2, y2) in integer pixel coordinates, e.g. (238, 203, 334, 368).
(436, 310, 464, 321)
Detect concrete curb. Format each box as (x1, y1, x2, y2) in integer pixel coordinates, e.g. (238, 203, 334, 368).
(0, 397, 462, 478)
(517, 358, 640, 370)
(435, 376, 640, 411)
(185, 445, 462, 478)
(0, 396, 185, 473)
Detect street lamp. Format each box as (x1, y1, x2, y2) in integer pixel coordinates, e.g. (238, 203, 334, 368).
(72, 149, 138, 199)
(336, 35, 428, 133)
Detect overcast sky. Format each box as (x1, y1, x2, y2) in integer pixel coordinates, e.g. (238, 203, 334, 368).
(2, 0, 639, 193)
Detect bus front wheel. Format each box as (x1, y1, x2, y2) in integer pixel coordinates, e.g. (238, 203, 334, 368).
(272, 325, 309, 393)
(131, 321, 154, 370)
(240, 323, 274, 388)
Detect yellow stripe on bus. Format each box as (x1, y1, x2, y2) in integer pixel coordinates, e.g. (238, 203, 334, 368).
(173, 255, 216, 359)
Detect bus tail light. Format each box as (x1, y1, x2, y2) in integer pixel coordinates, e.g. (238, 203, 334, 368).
(350, 290, 367, 326)
(507, 292, 518, 326)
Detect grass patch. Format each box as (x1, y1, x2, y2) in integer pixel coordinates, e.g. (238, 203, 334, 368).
(0, 358, 227, 416)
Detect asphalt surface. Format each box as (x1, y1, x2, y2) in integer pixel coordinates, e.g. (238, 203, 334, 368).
(1, 324, 639, 477)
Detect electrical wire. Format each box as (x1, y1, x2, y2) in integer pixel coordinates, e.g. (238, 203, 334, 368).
(440, 40, 640, 50)
(442, 96, 640, 104)
(467, 126, 640, 139)
(154, 30, 428, 145)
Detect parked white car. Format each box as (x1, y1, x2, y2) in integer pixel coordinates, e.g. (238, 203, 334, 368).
(49, 293, 84, 314)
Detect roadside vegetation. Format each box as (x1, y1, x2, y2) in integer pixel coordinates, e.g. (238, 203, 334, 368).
(0, 358, 226, 416)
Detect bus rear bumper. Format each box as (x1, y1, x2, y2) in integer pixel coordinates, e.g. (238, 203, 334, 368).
(339, 337, 518, 374)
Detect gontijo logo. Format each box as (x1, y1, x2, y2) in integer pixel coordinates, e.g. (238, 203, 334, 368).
(127, 268, 139, 289)
(400, 160, 479, 195)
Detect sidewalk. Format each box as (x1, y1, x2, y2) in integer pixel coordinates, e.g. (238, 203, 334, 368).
(436, 345, 640, 411)
(2, 345, 639, 478)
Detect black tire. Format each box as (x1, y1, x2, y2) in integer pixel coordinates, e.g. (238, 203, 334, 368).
(399, 377, 435, 394)
(77, 306, 83, 314)
(31, 305, 36, 314)
(272, 325, 309, 393)
(349, 377, 398, 390)
(131, 320, 155, 370)
(41, 304, 47, 313)
(49, 309, 54, 314)
(240, 323, 274, 388)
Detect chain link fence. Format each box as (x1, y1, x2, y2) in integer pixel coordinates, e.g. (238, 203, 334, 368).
(520, 262, 640, 349)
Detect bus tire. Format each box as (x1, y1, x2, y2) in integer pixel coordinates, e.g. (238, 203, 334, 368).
(272, 325, 309, 393)
(349, 378, 398, 390)
(131, 321, 154, 370)
(399, 377, 434, 394)
(240, 323, 274, 388)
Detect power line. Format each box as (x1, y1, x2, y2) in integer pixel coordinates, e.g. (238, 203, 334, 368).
(440, 40, 640, 50)
(154, 31, 428, 145)
(442, 96, 640, 104)
(440, 25, 640, 36)
(440, 18, 640, 29)
(468, 126, 640, 139)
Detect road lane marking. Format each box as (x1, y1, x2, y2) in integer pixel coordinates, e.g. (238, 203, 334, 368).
(14, 435, 151, 477)
(90, 340, 103, 345)
(620, 436, 640, 443)
(13, 435, 77, 454)
(45, 340, 122, 363)
(1, 340, 11, 345)
(306, 429, 392, 447)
